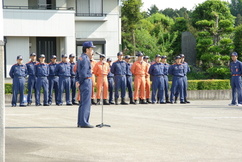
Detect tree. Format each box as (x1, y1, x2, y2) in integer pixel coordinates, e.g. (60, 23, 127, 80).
(234, 24, 242, 55)
(121, 0, 143, 56)
(230, 0, 242, 26)
(191, 0, 235, 78)
(147, 4, 159, 16)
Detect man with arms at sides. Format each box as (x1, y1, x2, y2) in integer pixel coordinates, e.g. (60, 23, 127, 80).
(26, 53, 38, 106)
(229, 52, 242, 106)
(143, 56, 152, 104)
(93, 55, 110, 105)
(76, 41, 95, 128)
(107, 58, 115, 104)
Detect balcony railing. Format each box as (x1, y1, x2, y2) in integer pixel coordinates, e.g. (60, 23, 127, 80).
(3, 5, 74, 10)
(76, 13, 107, 17)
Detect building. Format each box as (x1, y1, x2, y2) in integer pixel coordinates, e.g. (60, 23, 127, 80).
(3, 0, 121, 77)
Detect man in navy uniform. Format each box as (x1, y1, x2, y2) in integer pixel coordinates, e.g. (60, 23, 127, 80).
(9, 55, 27, 107)
(76, 41, 95, 128)
(229, 52, 242, 106)
(26, 53, 38, 106)
(161, 56, 170, 103)
(168, 56, 186, 104)
(124, 55, 135, 104)
(35, 54, 49, 106)
(55, 54, 73, 106)
(111, 52, 129, 105)
(149, 55, 165, 104)
(107, 58, 115, 104)
(69, 54, 79, 105)
(48, 55, 59, 105)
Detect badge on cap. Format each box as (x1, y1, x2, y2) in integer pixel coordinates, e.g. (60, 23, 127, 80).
(17, 55, 23, 60)
(39, 54, 45, 58)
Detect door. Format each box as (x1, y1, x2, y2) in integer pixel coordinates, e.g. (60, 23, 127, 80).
(37, 37, 56, 63)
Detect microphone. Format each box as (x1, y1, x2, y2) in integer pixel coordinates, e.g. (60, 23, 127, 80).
(95, 52, 105, 57)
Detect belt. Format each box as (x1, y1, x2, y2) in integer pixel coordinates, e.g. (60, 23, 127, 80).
(154, 75, 164, 77)
(232, 74, 241, 76)
(108, 77, 114, 78)
(126, 75, 132, 77)
(49, 76, 58, 78)
(85, 77, 92, 79)
(115, 75, 125, 77)
(16, 76, 24, 79)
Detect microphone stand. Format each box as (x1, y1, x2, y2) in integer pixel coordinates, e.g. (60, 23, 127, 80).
(96, 59, 111, 128)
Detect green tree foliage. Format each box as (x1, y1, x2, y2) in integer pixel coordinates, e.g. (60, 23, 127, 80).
(121, 0, 143, 55)
(147, 4, 159, 16)
(191, 0, 235, 79)
(234, 24, 242, 55)
(160, 7, 192, 18)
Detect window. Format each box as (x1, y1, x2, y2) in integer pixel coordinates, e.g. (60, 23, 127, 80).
(76, 0, 103, 17)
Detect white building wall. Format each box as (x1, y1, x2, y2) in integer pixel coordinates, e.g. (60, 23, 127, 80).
(6, 37, 29, 78)
(3, 0, 28, 6)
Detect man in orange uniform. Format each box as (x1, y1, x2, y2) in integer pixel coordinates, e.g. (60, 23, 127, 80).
(143, 56, 151, 103)
(90, 52, 97, 105)
(131, 52, 148, 104)
(93, 55, 110, 105)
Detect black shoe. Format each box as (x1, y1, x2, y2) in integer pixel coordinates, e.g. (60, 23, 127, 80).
(91, 99, 97, 105)
(170, 101, 174, 104)
(66, 103, 73, 106)
(80, 125, 94, 128)
(185, 100, 190, 104)
(140, 99, 147, 104)
(130, 98, 136, 104)
(44, 104, 49, 106)
(115, 98, 119, 105)
(12, 104, 16, 107)
(96, 99, 101, 105)
(166, 98, 171, 103)
(27, 103, 31, 106)
(134, 100, 137, 104)
(160, 102, 166, 104)
(36, 104, 42, 106)
(20, 105, 26, 107)
(166, 101, 171, 103)
(109, 101, 115, 104)
(72, 102, 79, 105)
(174, 97, 178, 104)
(146, 99, 152, 104)
(103, 99, 110, 105)
(180, 102, 186, 104)
(57, 103, 62, 106)
(120, 98, 128, 105)
(48, 102, 52, 105)
(152, 102, 156, 104)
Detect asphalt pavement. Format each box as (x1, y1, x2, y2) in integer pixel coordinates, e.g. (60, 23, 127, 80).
(5, 100, 242, 162)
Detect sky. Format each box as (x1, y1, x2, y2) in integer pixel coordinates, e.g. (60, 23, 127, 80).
(141, 0, 229, 11)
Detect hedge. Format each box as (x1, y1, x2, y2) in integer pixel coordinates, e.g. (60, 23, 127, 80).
(5, 79, 231, 94)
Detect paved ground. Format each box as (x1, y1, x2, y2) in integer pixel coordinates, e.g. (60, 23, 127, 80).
(5, 100, 242, 162)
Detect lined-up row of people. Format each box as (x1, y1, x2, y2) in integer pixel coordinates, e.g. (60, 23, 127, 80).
(9, 50, 190, 107)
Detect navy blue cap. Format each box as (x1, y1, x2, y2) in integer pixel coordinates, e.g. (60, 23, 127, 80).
(69, 54, 75, 58)
(51, 55, 57, 59)
(143, 56, 149, 59)
(231, 52, 238, 56)
(155, 55, 161, 58)
(30, 53, 36, 57)
(180, 54, 185, 58)
(100, 54, 106, 58)
(83, 41, 96, 48)
(107, 58, 112, 62)
(62, 54, 68, 58)
(17, 55, 23, 60)
(125, 55, 131, 59)
(175, 56, 181, 60)
(136, 52, 143, 57)
(39, 54, 45, 58)
(117, 52, 123, 56)
(161, 55, 167, 59)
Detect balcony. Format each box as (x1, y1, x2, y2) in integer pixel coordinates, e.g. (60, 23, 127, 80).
(75, 12, 107, 22)
(3, 5, 74, 10)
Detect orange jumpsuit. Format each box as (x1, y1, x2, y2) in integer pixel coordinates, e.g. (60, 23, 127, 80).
(145, 63, 151, 99)
(131, 61, 148, 100)
(93, 61, 110, 99)
(90, 59, 97, 99)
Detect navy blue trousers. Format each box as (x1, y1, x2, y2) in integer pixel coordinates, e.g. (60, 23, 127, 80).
(36, 77, 49, 105)
(170, 76, 184, 102)
(78, 79, 92, 126)
(152, 76, 164, 103)
(48, 76, 59, 104)
(57, 77, 71, 104)
(108, 77, 114, 103)
(12, 77, 25, 106)
(114, 75, 126, 99)
(126, 76, 133, 98)
(70, 77, 77, 103)
(27, 75, 37, 104)
(231, 76, 242, 104)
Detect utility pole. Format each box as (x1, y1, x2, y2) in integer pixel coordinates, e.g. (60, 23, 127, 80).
(0, 0, 5, 161)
